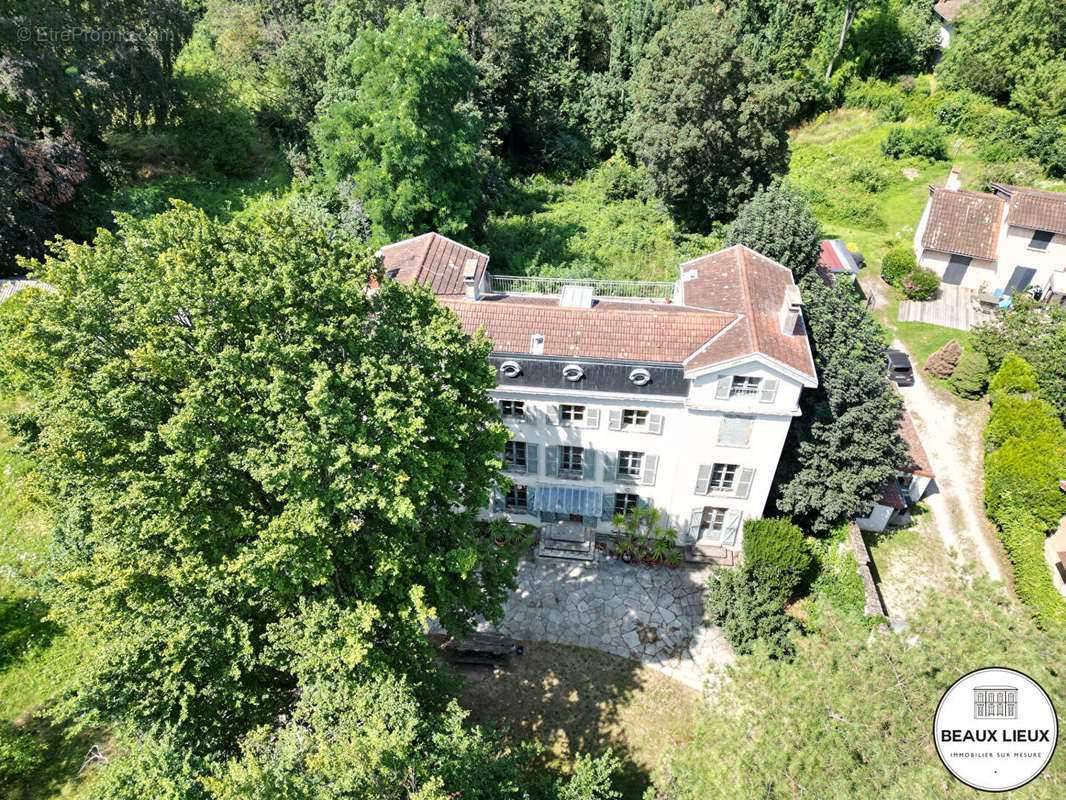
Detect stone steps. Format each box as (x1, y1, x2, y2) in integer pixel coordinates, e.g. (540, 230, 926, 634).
(537, 535, 596, 562)
(684, 544, 735, 566)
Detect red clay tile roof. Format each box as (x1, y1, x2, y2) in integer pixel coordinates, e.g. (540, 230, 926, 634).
(897, 408, 934, 478)
(438, 295, 732, 363)
(920, 187, 1004, 260)
(993, 185, 1066, 236)
(933, 0, 970, 22)
(679, 246, 817, 382)
(876, 479, 907, 510)
(377, 233, 489, 296)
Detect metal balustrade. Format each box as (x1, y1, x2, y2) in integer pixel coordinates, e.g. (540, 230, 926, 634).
(489, 274, 676, 299)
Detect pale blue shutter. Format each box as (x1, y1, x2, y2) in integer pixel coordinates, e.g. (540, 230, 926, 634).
(582, 448, 596, 480)
(735, 468, 755, 499)
(526, 485, 535, 511)
(641, 454, 659, 486)
(608, 409, 623, 430)
(759, 379, 779, 403)
(602, 451, 617, 482)
(550, 404, 561, 425)
(694, 464, 712, 495)
(715, 376, 732, 400)
(648, 413, 664, 434)
(721, 510, 742, 547)
(585, 408, 601, 429)
(602, 492, 615, 517)
(687, 508, 704, 542)
(526, 443, 538, 476)
(492, 491, 505, 512)
(525, 406, 538, 425)
(545, 445, 558, 477)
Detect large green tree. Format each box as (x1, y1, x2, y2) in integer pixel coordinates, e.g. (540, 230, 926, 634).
(0, 202, 515, 753)
(626, 5, 796, 231)
(653, 578, 1066, 798)
(774, 275, 906, 533)
(724, 181, 823, 280)
(313, 9, 487, 241)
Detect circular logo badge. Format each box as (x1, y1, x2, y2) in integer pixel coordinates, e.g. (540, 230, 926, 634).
(934, 667, 1058, 792)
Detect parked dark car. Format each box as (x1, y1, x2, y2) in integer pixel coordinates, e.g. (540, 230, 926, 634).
(885, 349, 914, 386)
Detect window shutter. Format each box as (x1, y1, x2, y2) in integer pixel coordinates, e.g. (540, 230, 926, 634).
(585, 407, 601, 429)
(526, 443, 538, 476)
(721, 510, 742, 547)
(641, 454, 659, 486)
(526, 486, 536, 511)
(759, 378, 779, 403)
(694, 464, 712, 495)
(715, 376, 732, 400)
(602, 493, 615, 517)
(687, 508, 704, 541)
(735, 467, 755, 499)
(497, 399, 504, 415)
(524, 406, 537, 425)
(550, 404, 561, 425)
(608, 409, 623, 430)
(545, 446, 558, 477)
(582, 449, 596, 480)
(648, 413, 664, 434)
(602, 451, 617, 482)
(492, 491, 505, 512)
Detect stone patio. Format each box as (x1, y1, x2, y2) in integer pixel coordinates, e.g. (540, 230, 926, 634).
(469, 555, 734, 690)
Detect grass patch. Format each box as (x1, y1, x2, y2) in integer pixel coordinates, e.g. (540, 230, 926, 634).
(452, 641, 698, 800)
(480, 171, 721, 281)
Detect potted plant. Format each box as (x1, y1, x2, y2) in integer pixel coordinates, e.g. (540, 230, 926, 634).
(617, 533, 636, 563)
(666, 550, 681, 570)
(649, 535, 672, 564)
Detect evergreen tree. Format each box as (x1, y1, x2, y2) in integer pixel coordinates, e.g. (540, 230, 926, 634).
(724, 182, 823, 279)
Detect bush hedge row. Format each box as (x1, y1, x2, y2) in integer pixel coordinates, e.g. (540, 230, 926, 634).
(984, 356, 1066, 631)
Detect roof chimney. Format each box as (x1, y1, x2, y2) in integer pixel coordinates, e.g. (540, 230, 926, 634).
(780, 284, 803, 335)
(945, 164, 962, 192)
(463, 258, 480, 300)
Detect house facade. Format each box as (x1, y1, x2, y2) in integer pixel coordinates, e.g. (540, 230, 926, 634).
(933, 0, 969, 51)
(378, 233, 817, 560)
(913, 166, 1066, 297)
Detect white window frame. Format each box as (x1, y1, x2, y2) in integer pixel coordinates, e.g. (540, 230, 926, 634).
(708, 463, 739, 494)
(505, 484, 528, 509)
(500, 400, 525, 419)
(699, 507, 728, 539)
(621, 408, 649, 429)
(504, 441, 527, 471)
(729, 376, 761, 398)
(614, 492, 640, 516)
(560, 445, 584, 474)
(560, 404, 586, 424)
(616, 450, 644, 480)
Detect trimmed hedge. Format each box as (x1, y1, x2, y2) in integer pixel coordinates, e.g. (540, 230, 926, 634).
(881, 247, 916, 286)
(742, 517, 812, 595)
(948, 350, 989, 399)
(984, 357, 1066, 631)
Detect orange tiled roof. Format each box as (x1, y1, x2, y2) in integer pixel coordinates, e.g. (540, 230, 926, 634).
(920, 187, 1004, 261)
(993, 184, 1066, 236)
(377, 233, 489, 296)
(898, 408, 934, 478)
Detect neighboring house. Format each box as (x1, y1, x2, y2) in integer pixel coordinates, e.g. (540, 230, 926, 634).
(933, 0, 969, 51)
(857, 404, 935, 532)
(913, 165, 1066, 297)
(818, 239, 862, 278)
(378, 233, 817, 562)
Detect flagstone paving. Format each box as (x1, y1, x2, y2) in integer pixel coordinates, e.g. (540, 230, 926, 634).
(472, 555, 734, 690)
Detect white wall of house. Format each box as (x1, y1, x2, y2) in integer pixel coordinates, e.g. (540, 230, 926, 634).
(937, 21, 954, 50)
(996, 225, 1066, 290)
(916, 249, 998, 290)
(856, 503, 895, 533)
(904, 474, 933, 504)
(486, 359, 805, 552)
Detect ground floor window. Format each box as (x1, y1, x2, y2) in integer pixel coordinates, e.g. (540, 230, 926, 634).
(699, 507, 728, 539)
(505, 484, 528, 510)
(613, 492, 640, 516)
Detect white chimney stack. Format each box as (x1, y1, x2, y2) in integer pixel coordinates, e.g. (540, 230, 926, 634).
(780, 284, 803, 335)
(945, 164, 962, 191)
(463, 258, 480, 300)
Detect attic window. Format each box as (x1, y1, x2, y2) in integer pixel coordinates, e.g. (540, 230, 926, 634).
(499, 360, 522, 378)
(562, 364, 584, 382)
(628, 368, 652, 386)
(530, 334, 545, 355)
(1029, 230, 1054, 252)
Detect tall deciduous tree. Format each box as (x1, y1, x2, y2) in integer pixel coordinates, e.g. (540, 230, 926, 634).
(774, 276, 906, 532)
(626, 5, 796, 231)
(724, 182, 823, 280)
(653, 578, 1066, 798)
(313, 9, 487, 241)
(0, 202, 515, 753)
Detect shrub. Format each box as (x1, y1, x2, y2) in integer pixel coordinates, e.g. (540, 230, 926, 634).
(0, 724, 45, 789)
(881, 246, 917, 286)
(847, 164, 887, 193)
(806, 525, 868, 628)
(924, 338, 962, 378)
(948, 350, 989, 398)
(985, 395, 1066, 451)
(986, 427, 1066, 532)
(880, 124, 948, 160)
(175, 72, 258, 178)
(596, 153, 643, 201)
(843, 77, 902, 110)
(988, 353, 1039, 396)
(742, 517, 812, 595)
(704, 565, 797, 659)
(899, 265, 939, 300)
(877, 98, 907, 123)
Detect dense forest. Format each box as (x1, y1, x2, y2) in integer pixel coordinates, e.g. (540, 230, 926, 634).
(3, 1, 1066, 798)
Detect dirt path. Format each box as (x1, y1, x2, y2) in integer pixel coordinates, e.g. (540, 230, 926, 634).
(892, 339, 1003, 580)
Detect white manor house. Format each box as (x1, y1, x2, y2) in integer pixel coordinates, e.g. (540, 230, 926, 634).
(378, 233, 817, 563)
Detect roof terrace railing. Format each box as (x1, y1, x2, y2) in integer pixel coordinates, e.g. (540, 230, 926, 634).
(489, 274, 676, 299)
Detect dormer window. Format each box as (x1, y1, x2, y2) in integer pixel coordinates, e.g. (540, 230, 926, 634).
(499, 360, 522, 378)
(562, 364, 584, 382)
(1029, 230, 1054, 252)
(628, 368, 652, 386)
(730, 376, 761, 398)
